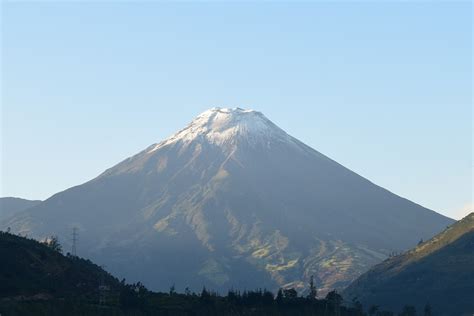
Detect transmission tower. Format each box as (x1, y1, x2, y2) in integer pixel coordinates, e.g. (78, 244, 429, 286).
(71, 227, 78, 257)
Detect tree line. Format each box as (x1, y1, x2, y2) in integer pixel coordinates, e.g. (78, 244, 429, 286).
(114, 277, 431, 316)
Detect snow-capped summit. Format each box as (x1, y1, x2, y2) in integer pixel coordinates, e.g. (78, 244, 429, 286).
(149, 107, 292, 152)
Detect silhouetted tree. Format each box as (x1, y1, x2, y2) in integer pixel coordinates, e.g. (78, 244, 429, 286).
(283, 288, 298, 302)
(369, 305, 379, 315)
(352, 297, 364, 316)
(119, 283, 142, 309)
(262, 289, 274, 305)
(200, 287, 211, 304)
(423, 304, 432, 316)
(44, 235, 62, 253)
(399, 305, 417, 316)
(184, 286, 191, 296)
(227, 289, 238, 304)
(307, 275, 317, 300)
(276, 288, 284, 305)
(326, 290, 343, 316)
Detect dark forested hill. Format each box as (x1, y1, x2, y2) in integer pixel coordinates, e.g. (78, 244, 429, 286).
(343, 212, 474, 316)
(0, 197, 41, 221)
(0, 231, 121, 300)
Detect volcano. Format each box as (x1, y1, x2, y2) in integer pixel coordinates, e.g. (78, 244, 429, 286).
(2, 107, 453, 293)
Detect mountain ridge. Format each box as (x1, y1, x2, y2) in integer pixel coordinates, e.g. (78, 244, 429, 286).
(0, 197, 42, 222)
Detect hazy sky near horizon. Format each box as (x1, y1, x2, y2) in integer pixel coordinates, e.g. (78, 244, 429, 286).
(1, 2, 472, 219)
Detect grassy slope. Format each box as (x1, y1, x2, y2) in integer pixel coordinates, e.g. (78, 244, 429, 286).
(343, 213, 474, 315)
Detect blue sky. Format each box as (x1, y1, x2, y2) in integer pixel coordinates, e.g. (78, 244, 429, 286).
(1, 2, 472, 219)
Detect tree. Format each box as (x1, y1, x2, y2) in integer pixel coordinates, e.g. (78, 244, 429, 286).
(326, 290, 343, 316)
(169, 284, 175, 296)
(423, 304, 432, 316)
(184, 287, 191, 296)
(119, 282, 142, 309)
(307, 275, 317, 300)
(262, 289, 274, 305)
(352, 298, 364, 316)
(399, 305, 417, 316)
(276, 288, 284, 304)
(200, 287, 211, 304)
(326, 290, 342, 305)
(45, 235, 62, 253)
(369, 305, 380, 316)
(283, 288, 298, 301)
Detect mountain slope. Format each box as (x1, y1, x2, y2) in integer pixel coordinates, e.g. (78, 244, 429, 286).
(0, 197, 41, 221)
(343, 212, 474, 315)
(1, 107, 453, 294)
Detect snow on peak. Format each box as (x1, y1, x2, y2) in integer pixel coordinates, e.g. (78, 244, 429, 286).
(149, 107, 293, 152)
